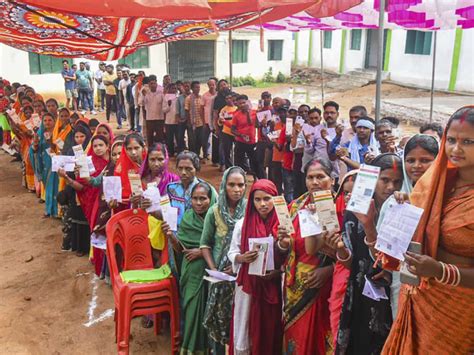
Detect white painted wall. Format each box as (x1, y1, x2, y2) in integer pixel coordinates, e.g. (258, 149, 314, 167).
(215, 30, 292, 79)
(294, 28, 474, 92)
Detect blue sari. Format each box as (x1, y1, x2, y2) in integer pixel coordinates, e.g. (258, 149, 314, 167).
(30, 123, 59, 217)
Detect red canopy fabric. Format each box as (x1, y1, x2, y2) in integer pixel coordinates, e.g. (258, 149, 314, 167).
(0, 0, 319, 60)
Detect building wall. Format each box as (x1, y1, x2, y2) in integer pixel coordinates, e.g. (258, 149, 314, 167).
(294, 28, 474, 92)
(0, 29, 292, 99)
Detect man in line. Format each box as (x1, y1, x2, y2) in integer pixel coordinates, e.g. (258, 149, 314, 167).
(212, 79, 229, 170)
(61, 60, 77, 111)
(95, 62, 106, 112)
(76, 62, 96, 115)
(119, 70, 132, 130)
(185, 81, 204, 158)
(231, 94, 258, 175)
(200, 78, 217, 162)
(176, 81, 191, 152)
(341, 105, 368, 145)
(103, 64, 119, 126)
(144, 75, 165, 145)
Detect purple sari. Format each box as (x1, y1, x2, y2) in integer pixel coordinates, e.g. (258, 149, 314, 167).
(140, 143, 179, 195)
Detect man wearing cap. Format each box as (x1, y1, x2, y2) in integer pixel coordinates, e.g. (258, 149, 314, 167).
(329, 116, 379, 170)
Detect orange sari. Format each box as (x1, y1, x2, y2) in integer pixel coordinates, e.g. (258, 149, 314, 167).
(382, 135, 474, 354)
(17, 111, 35, 191)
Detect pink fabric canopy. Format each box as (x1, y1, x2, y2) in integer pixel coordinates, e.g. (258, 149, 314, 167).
(258, 0, 474, 31)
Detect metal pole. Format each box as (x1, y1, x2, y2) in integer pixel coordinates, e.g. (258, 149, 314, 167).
(429, 31, 437, 123)
(375, 0, 385, 122)
(228, 30, 233, 89)
(320, 30, 324, 107)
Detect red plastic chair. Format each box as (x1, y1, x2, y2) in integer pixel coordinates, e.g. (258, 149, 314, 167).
(106, 208, 180, 355)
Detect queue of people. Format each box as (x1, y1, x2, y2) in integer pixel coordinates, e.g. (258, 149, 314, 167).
(0, 73, 473, 355)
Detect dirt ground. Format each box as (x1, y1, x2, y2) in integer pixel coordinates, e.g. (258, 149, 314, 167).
(0, 80, 452, 354)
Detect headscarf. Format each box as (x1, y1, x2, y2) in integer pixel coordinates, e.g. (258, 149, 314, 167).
(77, 135, 109, 228)
(237, 179, 279, 300)
(140, 143, 179, 195)
(217, 166, 247, 230)
(335, 170, 359, 228)
(52, 108, 72, 154)
(114, 137, 147, 200)
(348, 130, 379, 164)
(87, 122, 115, 154)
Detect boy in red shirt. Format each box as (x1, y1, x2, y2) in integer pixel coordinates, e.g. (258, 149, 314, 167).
(231, 94, 258, 174)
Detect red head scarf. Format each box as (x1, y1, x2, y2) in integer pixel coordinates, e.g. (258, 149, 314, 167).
(237, 179, 280, 301)
(114, 139, 147, 200)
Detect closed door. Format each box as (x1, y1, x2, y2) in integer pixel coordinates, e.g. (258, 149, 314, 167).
(168, 40, 215, 82)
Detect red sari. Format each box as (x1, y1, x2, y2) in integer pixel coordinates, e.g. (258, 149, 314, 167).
(233, 179, 283, 355)
(284, 193, 332, 355)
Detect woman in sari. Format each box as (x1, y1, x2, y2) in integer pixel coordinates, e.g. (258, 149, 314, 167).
(200, 166, 247, 355)
(382, 106, 474, 354)
(228, 179, 284, 355)
(52, 108, 73, 155)
(165, 182, 217, 355)
(167, 151, 206, 224)
(30, 112, 59, 217)
(336, 153, 403, 354)
(281, 157, 335, 355)
(113, 133, 147, 211)
(328, 169, 358, 347)
(45, 98, 59, 119)
(376, 134, 438, 318)
(140, 143, 179, 196)
(16, 105, 36, 191)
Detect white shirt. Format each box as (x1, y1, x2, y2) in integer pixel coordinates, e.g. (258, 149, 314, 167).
(119, 78, 131, 100)
(163, 94, 178, 125)
(95, 69, 105, 90)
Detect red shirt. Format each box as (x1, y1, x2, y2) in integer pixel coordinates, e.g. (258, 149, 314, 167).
(278, 128, 293, 171)
(232, 110, 257, 144)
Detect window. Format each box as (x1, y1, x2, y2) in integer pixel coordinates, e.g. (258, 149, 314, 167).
(405, 30, 432, 55)
(28, 53, 70, 75)
(118, 47, 150, 69)
(323, 31, 332, 49)
(350, 29, 362, 50)
(232, 40, 249, 63)
(268, 40, 283, 61)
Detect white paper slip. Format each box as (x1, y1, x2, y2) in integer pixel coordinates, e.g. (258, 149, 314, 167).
(375, 202, 424, 261)
(295, 116, 305, 127)
(164, 206, 178, 231)
(143, 185, 161, 213)
(103, 176, 122, 203)
(90, 233, 107, 250)
(51, 155, 76, 172)
(256, 110, 272, 123)
(7, 109, 20, 124)
(76, 156, 90, 178)
(55, 138, 65, 151)
(1, 143, 16, 155)
(24, 119, 34, 131)
(346, 164, 380, 215)
(267, 129, 281, 141)
(205, 269, 236, 282)
(128, 172, 142, 195)
(248, 240, 269, 276)
(285, 118, 293, 136)
(272, 195, 295, 234)
(312, 190, 340, 232)
(362, 275, 388, 301)
(86, 156, 96, 174)
(31, 113, 41, 128)
(72, 144, 85, 158)
(249, 237, 274, 272)
(159, 194, 171, 215)
(44, 131, 51, 140)
(298, 209, 323, 238)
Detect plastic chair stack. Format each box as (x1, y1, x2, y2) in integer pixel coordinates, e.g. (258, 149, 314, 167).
(106, 209, 180, 355)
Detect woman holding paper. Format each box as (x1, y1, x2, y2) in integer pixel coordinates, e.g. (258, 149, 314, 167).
(282, 157, 335, 355)
(228, 179, 284, 355)
(113, 133, 146, 210)
(167, 182, 216, 355)
(200, 166, 247, 355)
(383, 106, 474, 354)
(140, 143, 179, 196)
(336, 153, 403, 354)
(376, 134, 439, 318)
(30, 112, 59, 217)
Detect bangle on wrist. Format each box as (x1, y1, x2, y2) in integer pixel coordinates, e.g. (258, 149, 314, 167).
(277, 240, 289, 251)
(336, 248, 352, 262)
(364, 236, 376, 247)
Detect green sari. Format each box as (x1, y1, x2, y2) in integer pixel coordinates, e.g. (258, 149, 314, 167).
(179, 187, 217, 355)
